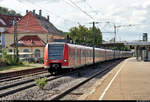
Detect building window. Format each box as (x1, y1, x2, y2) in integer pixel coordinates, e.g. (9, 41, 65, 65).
(23, 49, 30, 57)
(35, 49, 40, 58)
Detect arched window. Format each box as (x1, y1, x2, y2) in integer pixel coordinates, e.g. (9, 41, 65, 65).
(23, 49, 29, 57)
(35, 49, 40, 58)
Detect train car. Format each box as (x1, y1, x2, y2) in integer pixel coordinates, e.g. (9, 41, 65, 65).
(105, 49, 114, 61)
(115, 50, 121, 59)
(44, 42, 132, 74)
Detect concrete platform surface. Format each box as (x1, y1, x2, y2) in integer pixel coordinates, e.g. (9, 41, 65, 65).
(78, 57, 150, 100)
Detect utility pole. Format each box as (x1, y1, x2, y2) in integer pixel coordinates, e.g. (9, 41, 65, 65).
(89, 21, 101, 65)
(14, 17, 19, 63)
(93, 22, 95, 65)
(113, 24, 117, 59)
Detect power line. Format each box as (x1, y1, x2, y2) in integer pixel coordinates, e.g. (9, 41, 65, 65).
(85, 2, 101, 15)
(63, 0, 77, 10)
(66, 0, 95, 20)
(16, 0, 77, 25)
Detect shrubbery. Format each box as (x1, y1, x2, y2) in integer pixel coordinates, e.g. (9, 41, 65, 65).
(0, 50, 23, 66)
(35, 77, 47, 90)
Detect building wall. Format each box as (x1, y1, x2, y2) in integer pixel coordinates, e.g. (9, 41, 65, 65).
(4, 33, 65, 48)
(7, 46, 44, 57)
(18, 46, 44, 58)
(4, 33, 65, 58)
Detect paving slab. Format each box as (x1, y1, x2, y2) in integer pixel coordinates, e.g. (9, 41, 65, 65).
(78, 57, 150, 100)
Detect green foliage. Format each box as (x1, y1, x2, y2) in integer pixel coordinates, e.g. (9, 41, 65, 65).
(0, 6, 21, 16)
(6, 54, 15, 65)
(1, 49, 7, 63)
(22, 61, 30, 65)
(110, 46, 131, 51)
(0, 49, 22, 65)
(35, 77, 47, 89)
(67, 25, 102, 46)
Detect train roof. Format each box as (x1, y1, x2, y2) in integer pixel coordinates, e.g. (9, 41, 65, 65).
(47, 42, 66, 45)
(46, 42, 132, 52)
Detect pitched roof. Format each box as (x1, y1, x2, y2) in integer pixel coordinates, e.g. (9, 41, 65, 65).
(7, 11, 64, 36)
(0, 14, 21, 27)
(35, 14, 64, 36)
(10, 35, 46, 47)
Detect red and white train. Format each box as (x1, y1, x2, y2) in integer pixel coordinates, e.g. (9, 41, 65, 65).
(44, 42, 132, 74)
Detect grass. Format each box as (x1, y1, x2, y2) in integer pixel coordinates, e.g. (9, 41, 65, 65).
(0, 62, 43, 72)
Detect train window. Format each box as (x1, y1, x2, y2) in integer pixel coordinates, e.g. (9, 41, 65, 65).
(48, 44, 64, 60)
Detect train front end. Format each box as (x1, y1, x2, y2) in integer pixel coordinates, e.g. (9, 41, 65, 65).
(44, 43, 68, 74)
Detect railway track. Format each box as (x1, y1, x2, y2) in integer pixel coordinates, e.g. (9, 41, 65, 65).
(48, 59, 122, 100)
(0, 67, 47, 82)
(0, 64, 92, 98)
(0, 59, 124, 100)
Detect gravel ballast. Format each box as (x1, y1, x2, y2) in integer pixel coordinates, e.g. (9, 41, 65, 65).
(0, 60, 122, 100)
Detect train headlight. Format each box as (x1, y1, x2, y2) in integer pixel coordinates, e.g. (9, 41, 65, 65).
(64, 59, 67, 62)
(46, 60, 48, 63)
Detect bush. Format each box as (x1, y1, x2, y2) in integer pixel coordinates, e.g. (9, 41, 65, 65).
(6, 54, 15, 65)
(35, 77, 47, 90)
(0, 49, 23, 65)
(1, 50, 7, 63)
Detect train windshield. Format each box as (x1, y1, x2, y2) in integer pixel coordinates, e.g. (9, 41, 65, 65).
(48, 44, 64, 60)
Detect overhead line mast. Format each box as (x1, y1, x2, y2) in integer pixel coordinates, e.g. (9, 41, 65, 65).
(63, 0, 97, 65)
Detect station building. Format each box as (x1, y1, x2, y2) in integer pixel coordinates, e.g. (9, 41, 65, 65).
(2, 10, 65, 61)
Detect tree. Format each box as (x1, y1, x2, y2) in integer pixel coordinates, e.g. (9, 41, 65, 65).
(67, 25, 102, 46)
(0, 6, 21, 16)
(89, 26, 102, 46)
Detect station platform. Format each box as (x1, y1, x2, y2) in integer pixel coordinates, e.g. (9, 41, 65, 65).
(78, 57, 150, 100)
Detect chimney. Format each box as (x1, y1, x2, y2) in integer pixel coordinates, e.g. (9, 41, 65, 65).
(47, 15, 49, 21)
(26, 10, 28, 14)
(33, 10, 35, 15)
(39, 10, 42, 16)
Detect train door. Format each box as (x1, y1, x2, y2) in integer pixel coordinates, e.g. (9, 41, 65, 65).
(77, 48, 81, 66)
(81, 48, 84, 65)
(75, 48, 78, 66)
(84, 49, 86, 65)
(87, 49, 90, 64)
(69, 47, 75, 67)
(105, 50, 107, 61)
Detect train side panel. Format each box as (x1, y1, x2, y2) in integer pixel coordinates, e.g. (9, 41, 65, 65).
(44, 44, 49, 68)
(68, 45, 75, 68)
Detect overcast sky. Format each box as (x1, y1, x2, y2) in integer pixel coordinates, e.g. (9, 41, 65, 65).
(0, 0, 150, 42)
